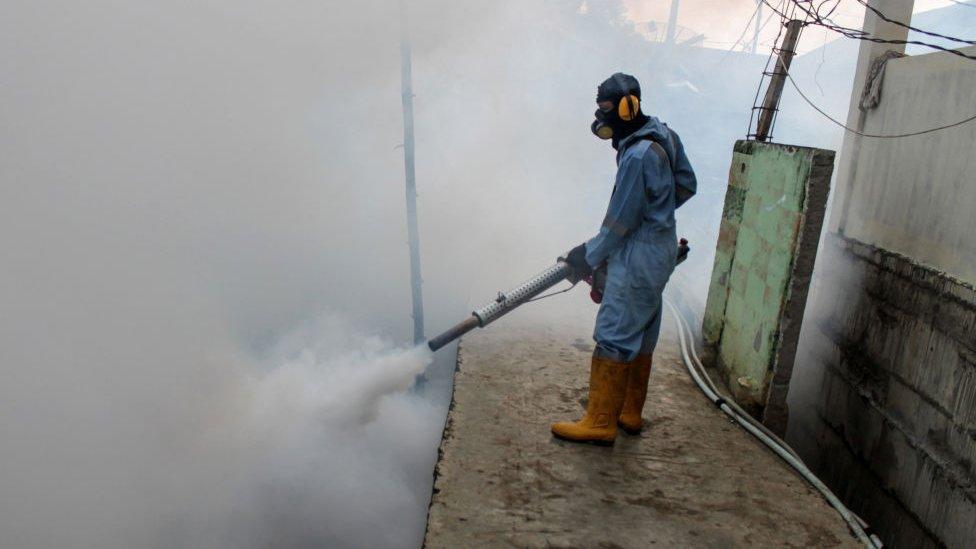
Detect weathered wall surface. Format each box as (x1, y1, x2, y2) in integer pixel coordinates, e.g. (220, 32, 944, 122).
(787, 43, 976, 548)
(832, 46, 976, 284)
(702, 140, 832, 432)
(789, 237, 976, 548)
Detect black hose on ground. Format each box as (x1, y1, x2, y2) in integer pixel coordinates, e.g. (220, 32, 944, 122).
(664, 293, 882, 549)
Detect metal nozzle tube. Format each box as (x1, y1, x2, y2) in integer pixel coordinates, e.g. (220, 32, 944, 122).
(427, 315, 480, 352)
(426, 261, 574, 352)
(425, 240, 691, 353)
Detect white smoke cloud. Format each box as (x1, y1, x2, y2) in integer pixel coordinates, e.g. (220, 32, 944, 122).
(0, 0, 861, 547)
(0, 2, 450, 548)
(147, 314, 439, 549)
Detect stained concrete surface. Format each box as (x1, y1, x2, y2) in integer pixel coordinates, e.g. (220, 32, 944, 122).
(788, 235, 976, 548)
(424, 300, 860, 548)
(701, 140, 833, 431)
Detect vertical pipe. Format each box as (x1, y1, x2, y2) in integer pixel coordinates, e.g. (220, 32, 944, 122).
(665, 0, 681, 44)
(400, 1, 425, 344)
(754, 19, 803, 142)
(751, 0, 762, 53)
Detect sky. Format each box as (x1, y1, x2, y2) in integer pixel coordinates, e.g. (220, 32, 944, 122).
(620, 0, 960, 53)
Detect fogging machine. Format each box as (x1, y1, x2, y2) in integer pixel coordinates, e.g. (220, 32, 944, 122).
(427, 239, 689, 351)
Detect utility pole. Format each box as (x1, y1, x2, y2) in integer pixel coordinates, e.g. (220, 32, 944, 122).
(750, 0, 762, 53)
(754, 19, 802, 142)
(665, 0, 680, 45)
(400, 1, 425, 345)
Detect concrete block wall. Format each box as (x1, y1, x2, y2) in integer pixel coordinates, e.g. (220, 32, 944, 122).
(702, 140, 833, 432)
(832, 47, 976, 285)
(782, 14, 976, 542)
(788, 236, 976, 548)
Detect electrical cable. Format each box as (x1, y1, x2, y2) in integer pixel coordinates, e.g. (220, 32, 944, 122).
(815, 0, 843, 22)
(775, 55, 976, 137)
(664, 296, 883, 548)
(853, 0, 975, 44)
(812, 26, 830, 95)
(727, 1, 764, 53)
(763, 0, 976, 61)
(754, 4, 786, 43)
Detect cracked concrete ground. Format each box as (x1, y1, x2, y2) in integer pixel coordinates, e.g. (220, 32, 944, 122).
(423, 298, 860, 548)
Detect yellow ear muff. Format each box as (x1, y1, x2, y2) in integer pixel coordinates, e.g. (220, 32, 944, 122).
(618, 94, 639, 121)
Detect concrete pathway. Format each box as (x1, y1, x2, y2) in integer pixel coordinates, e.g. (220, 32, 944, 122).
(424, 302, 860, 548)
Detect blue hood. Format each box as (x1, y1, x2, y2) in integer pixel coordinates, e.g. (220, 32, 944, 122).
(617, 116, 674, 156)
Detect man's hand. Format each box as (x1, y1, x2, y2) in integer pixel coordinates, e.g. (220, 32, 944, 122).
(563, 243, 593, 279)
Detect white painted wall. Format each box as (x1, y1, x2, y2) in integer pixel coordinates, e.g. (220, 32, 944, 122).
(837, 46, 976, 285)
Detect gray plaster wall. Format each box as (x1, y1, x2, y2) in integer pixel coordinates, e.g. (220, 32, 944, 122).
(832, 45, 976, 283)
(786, 45, 976, 548)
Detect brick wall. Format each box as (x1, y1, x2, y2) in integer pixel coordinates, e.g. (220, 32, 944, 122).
(788, 235, 976, 548)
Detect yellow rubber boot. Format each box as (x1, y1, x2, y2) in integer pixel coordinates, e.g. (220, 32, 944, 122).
(551, 355, 630, 445)
(618, 354, 653, 434)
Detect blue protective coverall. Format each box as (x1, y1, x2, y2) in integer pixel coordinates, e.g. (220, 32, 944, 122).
(585, 116, 697, 362)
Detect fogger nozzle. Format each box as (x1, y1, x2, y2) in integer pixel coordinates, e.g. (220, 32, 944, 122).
(427, 261, 573, 351)
(427, 239, 691, 352)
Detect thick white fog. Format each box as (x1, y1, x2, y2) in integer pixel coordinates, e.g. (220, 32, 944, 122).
(0, 0, 880, 547)
(0, 2, 619, 547)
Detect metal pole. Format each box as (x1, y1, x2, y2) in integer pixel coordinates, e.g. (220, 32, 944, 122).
(665, 0, 680, 45)
(750, 0, 762, 53)
(754, 19, 803, 142)
(400, 1, 425, 344)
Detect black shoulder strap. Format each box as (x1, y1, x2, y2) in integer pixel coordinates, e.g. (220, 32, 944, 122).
(618, 129, 676, 173)
(612, 128, 679, 202)
(648, 139, 673, 172)
(648, 128, 677, 172)
(628, 130, 678, 204)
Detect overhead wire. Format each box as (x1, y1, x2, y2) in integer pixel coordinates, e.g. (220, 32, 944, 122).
(751, 0, 976, 138)
(763, 0, 976, 61)
(753, 4, 788, 49)
(815, 0, 843, 21)
(776, 55, 976, 137)
(812, 25, 830, 95)
(853, 0, 975, 44)
(727, 1, 763, 53)
(720, 2, 784, 71)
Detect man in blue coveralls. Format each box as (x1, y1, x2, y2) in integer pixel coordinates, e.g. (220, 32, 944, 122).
(552, 73, 697, 445)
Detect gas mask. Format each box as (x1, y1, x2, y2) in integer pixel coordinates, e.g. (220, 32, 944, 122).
(590, 94, 641, 141)
(591, 109, 615, 140)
